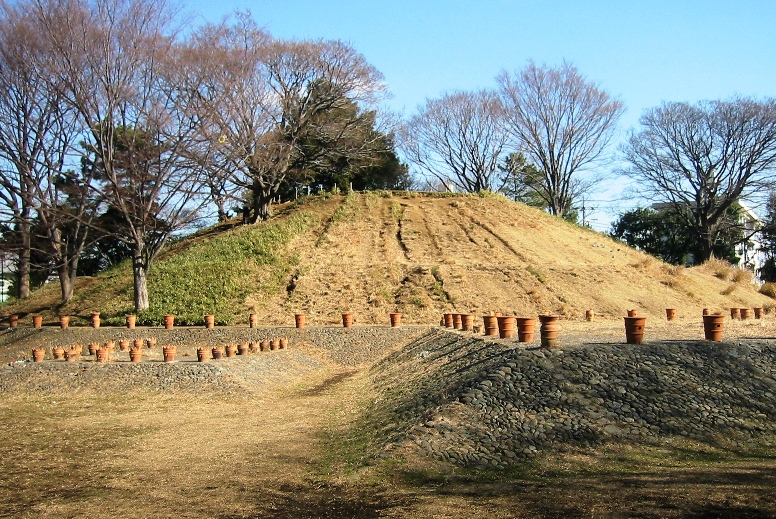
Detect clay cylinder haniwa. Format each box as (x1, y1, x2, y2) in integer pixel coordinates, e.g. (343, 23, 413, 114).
(482, 315, 499, 336)
(453, 313, 463, 330)
(624, 316, 646, 345)
(496, 316, 517, 339)
(539, 314, 560, 348)
(516, 317, 536, 343)
(703, 313, 724, 342)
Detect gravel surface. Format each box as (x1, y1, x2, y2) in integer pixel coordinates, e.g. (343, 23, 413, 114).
(0, 325, 425, 393)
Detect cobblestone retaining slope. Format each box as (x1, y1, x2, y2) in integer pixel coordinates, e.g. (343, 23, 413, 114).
(366, 329, 776, 468)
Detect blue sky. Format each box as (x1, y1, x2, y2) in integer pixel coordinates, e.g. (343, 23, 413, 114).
(187, 1, 776, 229)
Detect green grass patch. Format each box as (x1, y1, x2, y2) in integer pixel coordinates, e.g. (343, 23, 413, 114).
(331, 192, 361, 223)
(132, 212, 314, 326)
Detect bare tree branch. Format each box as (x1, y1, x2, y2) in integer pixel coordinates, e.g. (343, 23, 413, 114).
(400, 90, 509, 193)
(497, 61, 624, 217)
(622, 97, 776, 262)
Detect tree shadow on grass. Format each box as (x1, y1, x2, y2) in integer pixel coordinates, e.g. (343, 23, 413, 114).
(218, 482, 415, 519)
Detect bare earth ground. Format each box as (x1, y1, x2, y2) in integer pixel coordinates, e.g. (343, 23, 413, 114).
(1, 320, 776, 518)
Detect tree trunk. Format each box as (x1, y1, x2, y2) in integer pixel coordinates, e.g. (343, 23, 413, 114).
(698, 232, 715, 264)
(217, 205, 228, 222)
(133, 252, 149, 311)
(58, 264, 73, 302)
(252, 186, 274, 222)
(17, 219, 30, 298)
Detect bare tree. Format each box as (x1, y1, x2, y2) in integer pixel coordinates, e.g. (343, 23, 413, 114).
(33, 0, 209, 311)
(0, 1, 98, 301)
(189, 16, 386, 222)
(623, 98, 776, 262)
(497, 61, 624, 217)
(400, 90, 508, 193)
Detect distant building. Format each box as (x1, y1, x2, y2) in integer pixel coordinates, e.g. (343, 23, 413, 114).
(0, 276, 10, 303)
(736, 201, 764, 276)
(0, 254, 14, 302)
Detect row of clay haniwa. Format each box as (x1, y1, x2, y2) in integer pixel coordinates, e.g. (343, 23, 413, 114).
(587, 307, 766, 321)
(441, 311, 734, 347)
(28, 338, 291, 363)
(440, 313, 561, 348)
(6, 312, 405, 329)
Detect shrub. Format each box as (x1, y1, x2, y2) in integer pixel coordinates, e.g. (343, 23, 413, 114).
(703, 258, 733, 280)
(759, 283, 776, 299)
(731, 268, 754, 284)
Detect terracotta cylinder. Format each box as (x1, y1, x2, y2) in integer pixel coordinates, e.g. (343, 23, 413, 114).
(294, 313, 306, 329)
(754, 307, 763, 319)
(260, 340, 269, 352)
(703, 314, 724, 342)
(130, 349, 143, 362)
(516, 317, 536, 343)
(133, 338, 144, 350)
(279, 337, 288, 349)
(249, 313, 259, 328)
(539, 314, 560, 348)
(482, 315, 499, 336)
(249, 342, 258, 353)
(163, 315, 175, 329)
(32, 348, 45, 362)
(225, 344, 237, 357)
(237, 343, 249, 355)
(59, 316, 70, 330)
(730, 307, 740, 320)
(32, 315, 43, 328)
(342, 313, 354, 328)
(91, 312, 100, 329)
(119, 339, 130, 352)
(197, 347, 209, 362)
(9, 314, 18, 328)
(665, 308, 677, 321)
(204, 314, 215, 329)
(462, 314, 474, 332)
(269, 339, 279, 351)
(96, 348, 109, 363)
(52, 346, 65, 360)
(740, 308, 751, 320)
(104, 341, 115, 352)
(624, 316, 646, 345)
(146, 338, 157, 349)
(66, 350, 79, 362)
(443, 313, 454, 328)
(88, 343, 99, 355)
(453, 313, 463, 330)
(163, 346, 177, 363)
(126, 314, 136, 329)
(211, 347, 223, 360)
(389, 313, 402, 327)
(496, 316, 517, 339)
(585, 310, 594, 322)
(627, 309, 637, 317)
